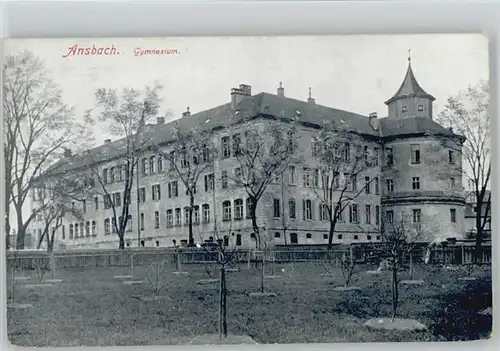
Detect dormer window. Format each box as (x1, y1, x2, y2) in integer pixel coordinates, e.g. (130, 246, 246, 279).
(418, 104, 424, 111)
(402, 105, 408, 112)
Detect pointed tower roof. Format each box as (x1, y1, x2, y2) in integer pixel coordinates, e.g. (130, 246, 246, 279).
(385, 53, 435, 105)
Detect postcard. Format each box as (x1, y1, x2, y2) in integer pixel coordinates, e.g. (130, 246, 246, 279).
(3, 35, 491, 346)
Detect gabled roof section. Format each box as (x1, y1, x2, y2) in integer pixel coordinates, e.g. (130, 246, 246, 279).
(385, 62, 435, 105)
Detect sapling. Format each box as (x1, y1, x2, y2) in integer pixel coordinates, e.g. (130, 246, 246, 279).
(145, 255, 166, 295)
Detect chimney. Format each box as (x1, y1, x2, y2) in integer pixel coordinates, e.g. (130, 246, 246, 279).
(182, 107, 191, 117)
(277, 81, 284, 97)
(157, 117, 165, 124)
(230, 84, 251, 109)
(368, 112, 379, 131)
(63, 148, 72, 158)
(104, 139, 111, 144)
(307, 87, 315, 104)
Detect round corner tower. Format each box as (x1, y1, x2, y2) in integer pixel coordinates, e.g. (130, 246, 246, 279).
(380, 56, 466, 242)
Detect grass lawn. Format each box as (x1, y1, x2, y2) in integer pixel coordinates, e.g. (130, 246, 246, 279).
(6, 260, 492, 346)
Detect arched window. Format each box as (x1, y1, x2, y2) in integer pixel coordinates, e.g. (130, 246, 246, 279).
(157, 156, 163, 172)
(202, 204, 210, 223)
(194, 205, 200, 224)
(274, 232, 281, 238)
(290, 232, 298, 244)
(306, 233, 312, 239)
(184, 207, 190, 225)
(303, 199, 313, 220)
(223, 201, 232, 221)
(234, 199, 243, 219)
(142, 158, 148, 175)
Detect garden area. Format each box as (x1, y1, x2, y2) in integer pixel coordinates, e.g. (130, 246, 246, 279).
(7, 260, 492, 346)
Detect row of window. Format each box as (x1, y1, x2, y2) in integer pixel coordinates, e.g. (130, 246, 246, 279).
(384, 208, 457, 224)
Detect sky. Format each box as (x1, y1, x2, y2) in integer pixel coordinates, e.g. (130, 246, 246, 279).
(3, 34, 489, 232)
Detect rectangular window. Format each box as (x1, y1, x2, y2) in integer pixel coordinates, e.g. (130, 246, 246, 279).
(138, 187, 146, 203)
(82, 199, 87, 213)
(142, 158, 148, 175)
(221, 171, 228, 189)
(104, 219, 110, 235)
(303, 168, 311, 187)
(233, 134, 241, 156)
(109, 167, 115, 183)
(273, 199, 280, 218)
(74, 223, 79, 238)
(92, 221, 97, 236)
(104, 195, 112, 209)
(449, 150, 455, 164)
(303, 200, 313, 220)
(386, 148, 394, 165)
(375, 205, 380, 226)
(349, 204, 358, 223)
(386, 210, 394, 223)
(234, 167, 242, 184)
(103, 169, 108, 184)
(319, 203, 328, 221)
(111, 218, 116, 233)
(289, 199, 296, 219)
(168, 181, 178, 198)
(69, 224, 74, 239)
(365, 205, 371, 224)
(235, 200, 243, 220)
(126, 215, 132, 232)
(412, 177, 421, 190)
(364, 146, 369, 165)
(450, 177, 456, 189)
(221, 136, 231, 158)
(365, 176, 370, 194)
(343, 142, 350, 162)
(62, 225, 66, 240)
(194, 206, 200, 224)
(386, 179, 394, 192)
(113, 192, 121, 207)
(374, 148, 380, 166)
(351, 174, 357, 191)
(288, 165, 296, 185)
(411, 144, 421, 164)
(412, 209, 421, 223)
(86, 221, 90, 237)
(155, 211, 160, 229)
(314, 169, 320, 188)
(223, 201, 232, 221)
(374, 177, 379, 195)
(152, 184, 161, 201)
(140, 213, 145, 230)
(157, 156, 163, 172)
(94, 196, 99, 210)
(450, 208, 457, 223)
(169, 151, 176, 170)
(204, 173, 214, 192)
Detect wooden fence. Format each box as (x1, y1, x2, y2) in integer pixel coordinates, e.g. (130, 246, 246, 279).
(6, 242, 491, 270)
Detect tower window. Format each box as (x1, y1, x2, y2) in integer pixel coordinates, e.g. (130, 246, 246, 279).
(450, 208, 457, 223)
(410, 144, 421, 164)
(412, 177, 421, 190)
(418, 104, 424, 111)
(402, 105, 408, 112)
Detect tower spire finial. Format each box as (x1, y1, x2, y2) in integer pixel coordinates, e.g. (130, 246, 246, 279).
(408, 48, 411, 63)
(308, 87, 312, 99)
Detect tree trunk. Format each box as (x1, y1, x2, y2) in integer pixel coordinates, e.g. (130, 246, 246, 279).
(15, 224, 25, 250)
(474, 212, 483, 263)
(250, 202, 260, 250)
(327, 216, 337, 250)
(409, 253, 414, 280)
(5, 216, 11, 250)
(10, 258, 15, 303)
(260, 252, 265, 293)
(218, 265, 227, 339)
(391, 264, 399, 321)
(118, 234, 125, 249)
(188, 196, 195, 246)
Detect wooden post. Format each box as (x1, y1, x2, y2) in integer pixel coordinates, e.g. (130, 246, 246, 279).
(461, 245, 465, 264)
(131, 253, 135, 279)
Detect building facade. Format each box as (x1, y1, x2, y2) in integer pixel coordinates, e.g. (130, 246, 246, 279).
(30, 61, 466, 249)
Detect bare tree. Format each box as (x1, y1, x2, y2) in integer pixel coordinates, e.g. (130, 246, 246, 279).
(231, 118, 297, 249)
(85, 84, 163, 249)
(228, 118, 296, 293)
(154, 123, 217, 246)
(437, 81, 490, 261)
(312, 120, 381, 249)
(375, 211, 423, 320)
(3, 51, 91, 249)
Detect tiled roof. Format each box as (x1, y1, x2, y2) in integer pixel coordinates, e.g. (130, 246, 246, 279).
(45, 90, 453, 176)
(378, 115, 450, 138)
(385, 63, 435, 105)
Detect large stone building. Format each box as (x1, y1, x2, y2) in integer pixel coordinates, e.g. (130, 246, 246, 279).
(29, 60, 466, 249)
